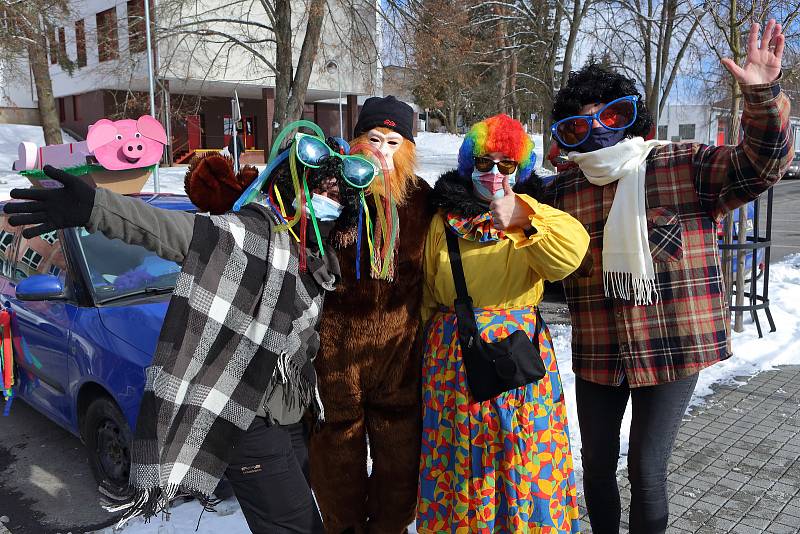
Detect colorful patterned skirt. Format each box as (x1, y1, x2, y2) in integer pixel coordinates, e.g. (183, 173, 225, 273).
(417, 306, 580, 534)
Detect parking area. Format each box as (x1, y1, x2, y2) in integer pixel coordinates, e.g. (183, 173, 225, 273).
(0, 400, 113, 533)
(765, 178, 800, 263)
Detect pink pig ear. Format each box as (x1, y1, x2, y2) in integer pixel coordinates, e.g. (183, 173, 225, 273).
(137, 115, 167, 144)
(86, 119, 118, 152)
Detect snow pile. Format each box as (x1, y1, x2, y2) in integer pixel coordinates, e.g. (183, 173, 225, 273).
(692, 255, 800, 400)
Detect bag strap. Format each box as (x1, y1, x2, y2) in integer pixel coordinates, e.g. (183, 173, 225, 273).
(444, 224, 471, 304)
(443, 217, 545, 348)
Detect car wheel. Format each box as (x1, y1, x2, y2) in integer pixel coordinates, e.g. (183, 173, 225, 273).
(81, 397, 133, 498)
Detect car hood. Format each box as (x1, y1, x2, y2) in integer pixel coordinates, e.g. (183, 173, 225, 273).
(97, 299, 169, 357)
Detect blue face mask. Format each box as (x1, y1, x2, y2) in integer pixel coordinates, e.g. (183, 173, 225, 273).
(471, 168, 516, 202)
(574, 127, 627, 153)
(293, 194, 344, 221)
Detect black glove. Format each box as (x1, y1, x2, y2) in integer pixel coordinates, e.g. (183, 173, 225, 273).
(4, 165, 96, 239)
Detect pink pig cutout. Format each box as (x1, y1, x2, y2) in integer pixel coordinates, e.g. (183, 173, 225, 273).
(87, 115, 167, 171)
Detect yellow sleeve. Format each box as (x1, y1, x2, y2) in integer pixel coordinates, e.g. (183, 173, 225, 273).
(421, 216, 442, 325)
(505, 194, 590, 282)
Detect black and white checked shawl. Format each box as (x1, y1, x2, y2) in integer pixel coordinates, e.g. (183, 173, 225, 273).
(111, 203, 325, 525)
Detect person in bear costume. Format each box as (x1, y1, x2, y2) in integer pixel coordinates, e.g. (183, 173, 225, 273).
(309, 96, 434, 534)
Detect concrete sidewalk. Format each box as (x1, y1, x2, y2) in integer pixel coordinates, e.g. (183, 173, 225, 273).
(578, 365, 800, 533)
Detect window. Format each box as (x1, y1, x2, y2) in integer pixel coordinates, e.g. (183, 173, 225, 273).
(678, 123, 696, 140)
(0, 230, 15, 253)
(13, 233, 68, 284)
(75, 19, 87, 68)
(657, 125, 668, 140)
(41, 231, 58, 245)
(58, 98, 66, 122)
(96, 8, 119, 62)
(58, 27, 67, 62)
(0, 226, 18, 278)
(72, 95, 80, 121)
(20, 248, 43, 271)
(48, 26, 57, 64)
(127, 0, 146, 54)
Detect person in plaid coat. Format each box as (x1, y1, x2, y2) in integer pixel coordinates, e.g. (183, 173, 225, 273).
(538, 19, 794, 534)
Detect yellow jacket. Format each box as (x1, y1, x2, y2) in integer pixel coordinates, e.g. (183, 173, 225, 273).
(422, 195, 590, 323)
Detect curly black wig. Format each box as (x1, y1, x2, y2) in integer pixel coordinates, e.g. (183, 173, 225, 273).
(552, 63, 654, 149)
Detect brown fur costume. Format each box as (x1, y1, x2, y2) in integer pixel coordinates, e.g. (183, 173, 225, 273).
(183, 153, 259, 214)
(310, 130, 434, 533)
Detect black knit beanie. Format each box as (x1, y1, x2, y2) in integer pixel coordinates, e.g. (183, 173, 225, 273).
(353, 95, 415, 144)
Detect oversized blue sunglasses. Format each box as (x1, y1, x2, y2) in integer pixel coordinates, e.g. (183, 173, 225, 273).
(551, 95, 639, 148)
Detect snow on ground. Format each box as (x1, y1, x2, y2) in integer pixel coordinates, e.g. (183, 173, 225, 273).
(1, 124, 798, 533)
(0, 125, 78, 195)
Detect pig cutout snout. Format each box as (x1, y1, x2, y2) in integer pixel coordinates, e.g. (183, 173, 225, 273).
(87, 115, 167, 171)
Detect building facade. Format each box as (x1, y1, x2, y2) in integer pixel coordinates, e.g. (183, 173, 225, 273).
(657, 102, 800, 150)
(35, 0, 385, 163)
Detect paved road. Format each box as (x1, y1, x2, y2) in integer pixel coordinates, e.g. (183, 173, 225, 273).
(0, 400, 115, 533)
(765, 178, 800, 263)
(579, 365, 800, 533)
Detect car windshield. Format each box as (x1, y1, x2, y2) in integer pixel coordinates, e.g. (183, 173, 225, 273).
(76, 228, 181, 303)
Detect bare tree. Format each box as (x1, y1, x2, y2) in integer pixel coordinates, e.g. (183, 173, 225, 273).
(471, 0, 599, 167)
(151, 0, 383, 142)
(695, 0, 799, 331)
(0, 0, 72, 145)
(409, 0, 482, 133)
(591, 0, 703, 125)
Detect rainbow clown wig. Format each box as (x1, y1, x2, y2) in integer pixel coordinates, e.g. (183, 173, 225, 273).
(457, 114, 536, 182)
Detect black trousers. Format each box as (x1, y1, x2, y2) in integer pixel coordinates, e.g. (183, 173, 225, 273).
(576, 373, 698, 534)
(225, 418, 324, 534)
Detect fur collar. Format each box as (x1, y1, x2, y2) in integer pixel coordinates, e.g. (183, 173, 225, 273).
(430, 169, 544, 217)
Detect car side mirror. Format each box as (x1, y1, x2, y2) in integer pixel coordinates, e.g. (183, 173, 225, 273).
(16, 274, 66, 301)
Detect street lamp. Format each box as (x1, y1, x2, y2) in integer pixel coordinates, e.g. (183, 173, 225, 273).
(325, 59, 343, 138)
(144, 0, 159, 192)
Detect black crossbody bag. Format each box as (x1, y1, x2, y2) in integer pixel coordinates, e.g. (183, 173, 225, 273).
(444, 227, 547, 402)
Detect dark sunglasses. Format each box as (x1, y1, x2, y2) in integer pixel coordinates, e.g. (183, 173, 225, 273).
(294, 133, 376, 189)
(474, 156, 519, 176)
(551, 95, 639, 148)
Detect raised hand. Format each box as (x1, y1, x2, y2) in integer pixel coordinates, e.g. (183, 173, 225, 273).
(3, 165, 96, 238)
(489, 176, 532, 231)
(722, 18, 784, 85)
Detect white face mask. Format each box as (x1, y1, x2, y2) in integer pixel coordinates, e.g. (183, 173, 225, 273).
(365, 128, 404, 170)
(293, 193, 344, 221)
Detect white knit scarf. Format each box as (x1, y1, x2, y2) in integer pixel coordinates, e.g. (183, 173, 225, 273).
(569, 137, 669, 306)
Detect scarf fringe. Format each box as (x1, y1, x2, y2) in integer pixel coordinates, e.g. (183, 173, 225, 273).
(603, 270, 659, 306)
(103, 484, 189, 529)
(266, 351, 324, 422)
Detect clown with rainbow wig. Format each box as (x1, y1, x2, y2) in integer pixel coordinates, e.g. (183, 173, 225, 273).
(417, 114, 590, 533)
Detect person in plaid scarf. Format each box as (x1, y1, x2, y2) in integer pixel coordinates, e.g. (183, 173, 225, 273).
(528, 18, 794, 534)
(3, 133, 367, 533)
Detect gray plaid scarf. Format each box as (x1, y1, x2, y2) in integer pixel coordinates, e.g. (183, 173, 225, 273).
(108, 203, 325, 526)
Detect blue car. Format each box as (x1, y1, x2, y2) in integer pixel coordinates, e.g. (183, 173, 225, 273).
(0, 193, 194, 496)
